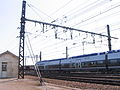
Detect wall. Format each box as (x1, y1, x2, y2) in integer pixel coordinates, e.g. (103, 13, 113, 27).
(0, 53, 18, 78)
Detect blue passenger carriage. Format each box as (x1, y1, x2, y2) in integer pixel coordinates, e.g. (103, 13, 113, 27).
(36, 49, 120, 74)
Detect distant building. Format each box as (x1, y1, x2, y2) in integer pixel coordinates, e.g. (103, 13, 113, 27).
(0, 51, 18, 78)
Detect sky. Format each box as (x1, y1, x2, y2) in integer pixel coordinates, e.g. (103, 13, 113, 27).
(0, 0, 21, 54)
(0, 0, 120, 65)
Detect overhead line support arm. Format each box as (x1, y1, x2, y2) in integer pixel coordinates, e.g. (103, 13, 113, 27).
(25, 18, 118, 39)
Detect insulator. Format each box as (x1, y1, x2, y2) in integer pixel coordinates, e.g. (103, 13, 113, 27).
(71, 34, 73, 40)
(83, 33, 88, 39)
(35, 22, 36, 27)
(93, 39, 95, 44)
(63, 29, 67, 33)
(42, 24, 44, 33)
(91, 34, 95, 44)
(55, 33, 57, 39)
(70, 30, 73, 40)
(46, 25, 47, 29)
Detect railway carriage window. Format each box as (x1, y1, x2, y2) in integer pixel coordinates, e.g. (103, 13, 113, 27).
(71, 63, 74, 68)
(81, 62, 91, 67)
(48, 64, 59, 69)
(39, 66, 44, 69)
(45, 65, 48, 69)
(97, 61, 103, 64)
(70, 63, 73, 68)
(90, 61, 96, 67)
(38, 66, 40, 69)
(96, 60, 104, 67)
(109, 60, 117, 63)
(81, 62, 85, 67)
(109, 59, 118, 66)
(117, 59, 120, 64)
(86, 62, 90, 66)
(65, 63, 69, 68)
(76, 63, 81, 68)
(90, 62, 93, 64)
(76, 63, 79, 68)
(61, 63, 70, 68)
(93, 61, 96, 65)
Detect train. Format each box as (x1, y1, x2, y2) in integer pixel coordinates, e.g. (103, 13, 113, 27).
(35, 49, 120, 74)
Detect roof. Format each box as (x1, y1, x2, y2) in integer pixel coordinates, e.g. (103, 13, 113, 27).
(36, 49, 120, 64)
(0, 50, 19, 59)
(36, 58, 66, 64)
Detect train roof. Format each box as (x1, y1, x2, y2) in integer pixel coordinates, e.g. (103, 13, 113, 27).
(36, 58, 66, 64)
(36, 49, 120, 64)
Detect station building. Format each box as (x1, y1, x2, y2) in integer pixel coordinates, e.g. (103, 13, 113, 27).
(0, 51, 18, 78)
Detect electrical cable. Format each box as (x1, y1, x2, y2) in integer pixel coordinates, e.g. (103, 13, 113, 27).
(64, 0, 110, 22)
(27, 3, 44, 21)
(62, 0, 89, 16)
(72, 2, 120, 27)
(23, 0, 120, 61)
(27, 3, 54, 21)
(50, 0, 73, 16)
(26, 35, 47, 87)
(73, 10, 120, 29)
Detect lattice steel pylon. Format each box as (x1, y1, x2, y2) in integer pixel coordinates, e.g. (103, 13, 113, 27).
(18, 0, 26, 79)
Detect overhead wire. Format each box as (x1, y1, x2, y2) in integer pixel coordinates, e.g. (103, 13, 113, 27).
(25, 1, 82, 51)
(35, 32, 108, 55)
(26, 23, 112, 57)
(27, 3, 55, 21)
(26, 28, 114, 60)
(38, 28, 106, 51)
(50, 0, 74, 16)
(74, 10, 120, 29)
(5, 28, 19, 55)
(64, 0, 109, 22)
(27, 25, 75, 51)
(24, 0, 120, 60)
(61, 0, 89, 16)
(26, 35, 46, 86)
(25, 3, 76, 51)
(72, 2, 120, 27)
(27, 3, 44, 21)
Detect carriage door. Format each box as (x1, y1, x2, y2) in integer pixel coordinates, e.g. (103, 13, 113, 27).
(1, 62, 8, 78)
(78, 59, 81, 68)
(76, 59, 81, 68)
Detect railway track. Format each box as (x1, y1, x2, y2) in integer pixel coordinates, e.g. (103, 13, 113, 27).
(56, 76, 120, 86)
(26, 69, 120, 86)
(43, 73, 120, 86)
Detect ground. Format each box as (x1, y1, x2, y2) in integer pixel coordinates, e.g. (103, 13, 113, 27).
(0, 76, 79, 90)
(0, 76, 40, 90)
(0, 76, 120, 90)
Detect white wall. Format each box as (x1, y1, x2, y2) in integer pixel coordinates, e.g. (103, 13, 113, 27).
(0, 53, 18, 78)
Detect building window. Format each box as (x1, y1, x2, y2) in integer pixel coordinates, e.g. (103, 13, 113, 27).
(2, 62, 7, 71)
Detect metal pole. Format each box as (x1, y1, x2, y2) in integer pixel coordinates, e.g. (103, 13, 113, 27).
(66, 47, 68, 58)
(18, 0, 26, 79)
(105, 52, 109, 73)
(40, 51, 42, 61)
(107, 25, 112, 51)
